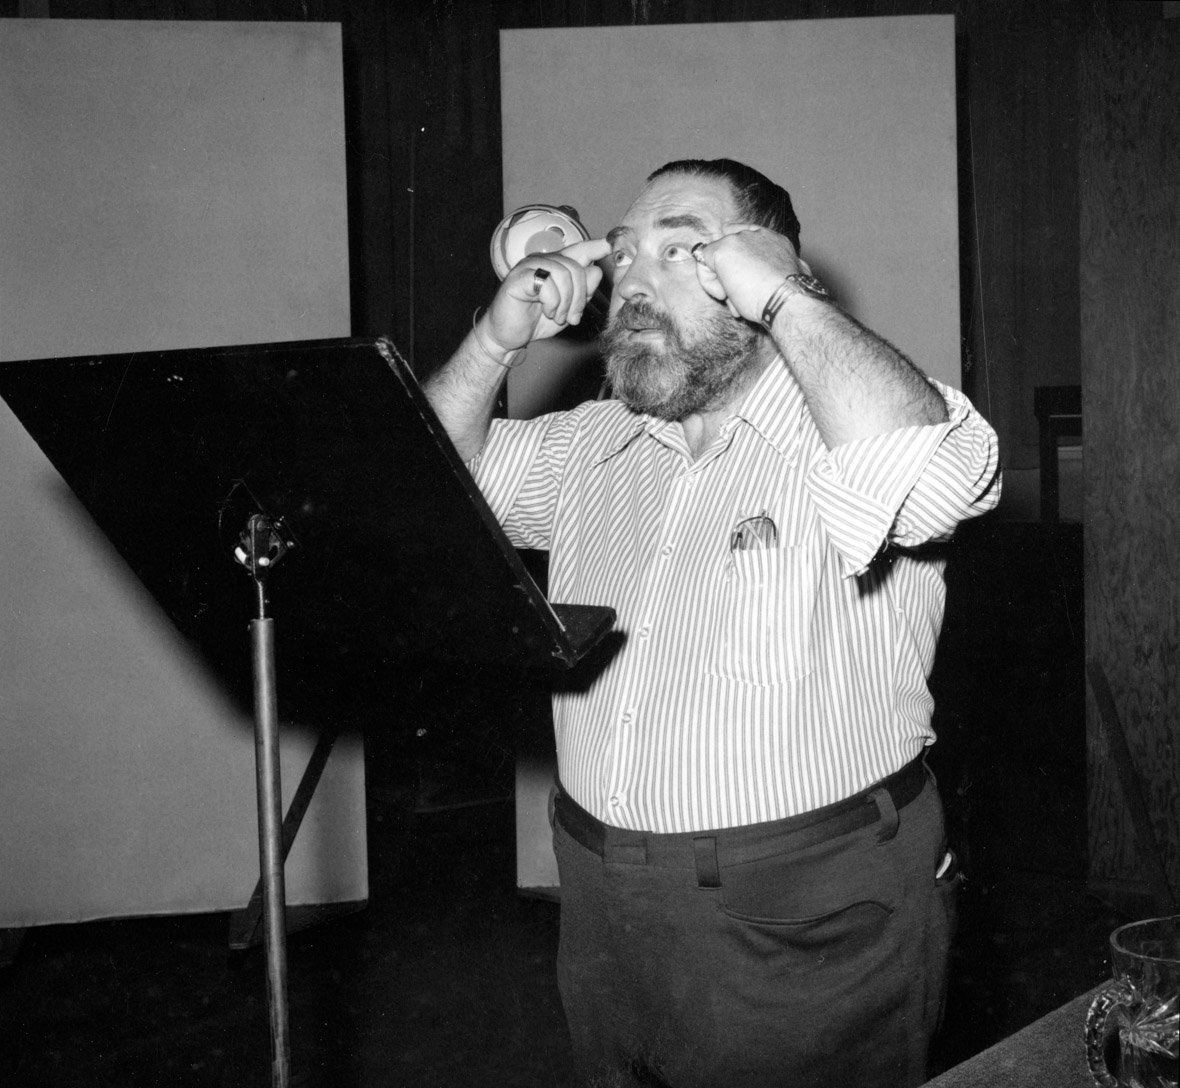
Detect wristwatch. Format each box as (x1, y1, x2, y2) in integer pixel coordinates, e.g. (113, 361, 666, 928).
(760, 273, 831, 331)
(784, 273, 829, 300)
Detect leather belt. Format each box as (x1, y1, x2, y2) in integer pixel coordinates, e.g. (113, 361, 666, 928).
(553, 755, 929, 871)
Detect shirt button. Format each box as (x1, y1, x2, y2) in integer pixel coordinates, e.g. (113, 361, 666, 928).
(621, 709, 634, 723)
(609, 796, 621, 808)
(661, 544, 673, 557)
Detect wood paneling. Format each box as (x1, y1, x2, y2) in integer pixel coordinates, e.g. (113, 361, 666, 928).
(1080, 7, 1180, 908)
(959, 0, 1082, 468)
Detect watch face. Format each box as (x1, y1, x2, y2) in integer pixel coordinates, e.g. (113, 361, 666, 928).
(791, 273, 829, 298)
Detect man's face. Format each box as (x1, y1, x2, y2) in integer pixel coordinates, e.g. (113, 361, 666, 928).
(601, 172, 761, 420)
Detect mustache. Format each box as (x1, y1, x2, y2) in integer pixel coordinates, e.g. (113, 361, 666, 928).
(607, 299, 677, 336)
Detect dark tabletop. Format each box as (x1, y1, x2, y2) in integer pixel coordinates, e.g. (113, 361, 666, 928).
(926, 987, 1104, 1088)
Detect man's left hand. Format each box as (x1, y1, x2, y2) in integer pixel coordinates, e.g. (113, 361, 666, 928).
(690, 226, 816, 324)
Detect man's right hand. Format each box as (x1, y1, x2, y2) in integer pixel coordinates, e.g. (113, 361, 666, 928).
(475, 238, 612, 363)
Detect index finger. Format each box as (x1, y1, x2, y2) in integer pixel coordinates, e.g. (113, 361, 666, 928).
(562, 237, 612, 265)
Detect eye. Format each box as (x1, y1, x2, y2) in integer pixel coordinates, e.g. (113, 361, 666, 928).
(662, 244, 694, 264)
(611, 249, 633, 268)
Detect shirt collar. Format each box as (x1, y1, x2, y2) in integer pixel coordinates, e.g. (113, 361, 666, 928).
(728, 354, 807, 460)
(590, 410, 650, 467)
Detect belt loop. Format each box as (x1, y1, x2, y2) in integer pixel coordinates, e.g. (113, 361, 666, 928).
(693, 836, 721, 889)
(870, 787, 899, 844)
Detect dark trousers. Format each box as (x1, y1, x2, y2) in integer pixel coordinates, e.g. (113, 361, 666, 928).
(552, 763, 959, 1088)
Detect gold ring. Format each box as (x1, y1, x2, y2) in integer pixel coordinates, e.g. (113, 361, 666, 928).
(531, 268, 550, 295)
(691, 242, 707, 264)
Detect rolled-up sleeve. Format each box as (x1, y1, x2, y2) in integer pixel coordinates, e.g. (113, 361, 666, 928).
(804, 382, 1001, 576)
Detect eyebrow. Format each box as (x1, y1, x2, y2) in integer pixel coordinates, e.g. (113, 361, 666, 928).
(605, 213, 711, 248)
(657, 213, 710, 234)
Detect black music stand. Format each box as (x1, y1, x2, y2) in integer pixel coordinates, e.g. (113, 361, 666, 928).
(0, 336, 615, 1087)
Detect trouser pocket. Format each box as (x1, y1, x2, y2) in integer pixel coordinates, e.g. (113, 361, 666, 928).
(717, 823, 902, 969)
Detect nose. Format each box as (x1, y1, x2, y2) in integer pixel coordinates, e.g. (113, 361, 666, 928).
(614, 255, 655, 306)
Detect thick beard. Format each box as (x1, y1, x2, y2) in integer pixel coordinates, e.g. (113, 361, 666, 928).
(602, 300, 761, 421)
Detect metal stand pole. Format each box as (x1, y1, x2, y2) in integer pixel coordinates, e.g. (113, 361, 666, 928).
(235, 514, 298, 1088)
(252, 612, 291, 1088)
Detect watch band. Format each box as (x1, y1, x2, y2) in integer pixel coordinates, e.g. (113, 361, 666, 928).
(759, 273, 830, 332)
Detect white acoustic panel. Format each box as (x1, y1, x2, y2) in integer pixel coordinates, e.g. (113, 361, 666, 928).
(0, 19, 350, 361)
(502, 15, 960, 420)
(0, 19, 363, 927)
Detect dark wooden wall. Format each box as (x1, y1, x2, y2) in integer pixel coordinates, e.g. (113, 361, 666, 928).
(6, 0, 1091, 469)
(1080, 5, 1180, 910)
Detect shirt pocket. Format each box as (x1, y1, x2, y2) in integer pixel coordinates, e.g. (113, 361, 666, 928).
(707, 544, 817, 685)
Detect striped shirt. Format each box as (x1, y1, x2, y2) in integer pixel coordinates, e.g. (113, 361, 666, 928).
(473, 358, 1001, 832)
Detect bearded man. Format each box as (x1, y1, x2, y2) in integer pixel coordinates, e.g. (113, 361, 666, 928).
(424, 159, 1000, 1088)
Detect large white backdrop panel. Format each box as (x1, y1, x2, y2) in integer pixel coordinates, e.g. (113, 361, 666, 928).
(0, 19, 364, 927)
(502, 16, 959, 421)
(0, 19, 350, 360)
(501, 16, 958, 892)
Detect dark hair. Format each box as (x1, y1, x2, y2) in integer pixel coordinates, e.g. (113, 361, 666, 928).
(647, 158, 802, 255)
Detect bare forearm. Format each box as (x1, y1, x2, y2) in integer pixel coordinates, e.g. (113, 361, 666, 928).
(423, 237, 610, 462)
(768, 295, 948, 448)
(422, 327, 514, 462)
(691, 227, 947, 449)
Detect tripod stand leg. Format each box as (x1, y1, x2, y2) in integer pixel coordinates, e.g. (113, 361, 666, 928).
(252, 617, 291, 1088)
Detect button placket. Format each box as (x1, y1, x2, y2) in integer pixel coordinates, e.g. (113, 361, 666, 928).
(603, 469, 696, 813)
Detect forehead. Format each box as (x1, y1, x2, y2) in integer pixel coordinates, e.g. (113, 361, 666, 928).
(612, 173, 740, 240)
